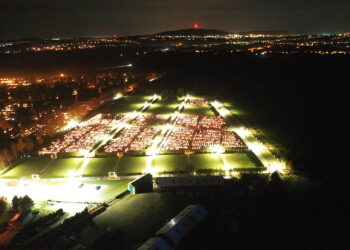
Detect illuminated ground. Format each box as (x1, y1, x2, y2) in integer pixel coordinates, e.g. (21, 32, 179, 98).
(101, 95, 154, 114)
(0, 93, 287, 223)
(0, 179, 132, 215)
(181, 104, 215, 116)
(144, 101, 179, 115)
(2, 152, 261, 179)
(1, 94, 279, 182)
(0, 179, 131, 202)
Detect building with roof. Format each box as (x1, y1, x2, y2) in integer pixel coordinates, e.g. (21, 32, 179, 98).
(137, 237, 173, 250)
(156, 215, 195, 246)
(128, 173, 153, 194)
(177, 204, 207, 224)
(156, 176, 224, 189)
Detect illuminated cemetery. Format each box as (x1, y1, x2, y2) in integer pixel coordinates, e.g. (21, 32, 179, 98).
(104, 126, 142, 153)
(38, 114, 124, 155)
(161, 127, 195, 151)
(4, 94, 285, 184)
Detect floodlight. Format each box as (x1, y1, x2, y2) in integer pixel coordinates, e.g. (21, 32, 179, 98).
(210, 145, 225, 154)
(250, 142, 265, 153)
(268, 161, 286, 173)
(146, 148, 158, 156)
(114, 93, 123, 100)
(79, 149, 95, 158)
(64, 119, 79, 130)
(145, 166, 160, 175)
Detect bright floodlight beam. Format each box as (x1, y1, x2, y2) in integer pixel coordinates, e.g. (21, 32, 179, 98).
(146, 147, 158, 156)
(64, 119, 79, 130)
(79, 149, 95, 158)
(114, 93, 123, 100)
(210, 145, 225, 154)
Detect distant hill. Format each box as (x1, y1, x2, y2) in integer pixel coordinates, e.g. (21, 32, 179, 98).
(156, 28, 230, 36)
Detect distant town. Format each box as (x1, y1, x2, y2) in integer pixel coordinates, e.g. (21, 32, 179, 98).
(1, 28, 350, 56)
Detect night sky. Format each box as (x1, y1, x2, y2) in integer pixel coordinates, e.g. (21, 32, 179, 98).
(0, 0, 349, 40)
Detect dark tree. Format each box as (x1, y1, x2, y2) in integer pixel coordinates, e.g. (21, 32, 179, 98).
(20, 195, 34, 211)
(0, 199, 7, 215)
(12, 195, 19, 211)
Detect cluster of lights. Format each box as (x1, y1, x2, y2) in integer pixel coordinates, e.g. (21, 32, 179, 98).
(38, 125, 93, 155)
(186, 98, 209, 105)
(173, 115, 226, 129)
(62, 125, 112, 153)
(161, 127, 194, 151)
(0, 78, 31, 88)
(104, 126, 142, 153)
(40, 95, 163, 156)
(222, 131, 246, 148)
(199, 116, 226, 129)
(81, 114, 123, 127)
(192, 129, 221, 150)
(39, 115, 121, 155)
(161, 128, 245, 151)
(27, 44, 95, 52)
(0, 103, 22, 120)
(129, 127, 160, 151)
(174, 115, 199, 127)
(130, 114, 163, 126)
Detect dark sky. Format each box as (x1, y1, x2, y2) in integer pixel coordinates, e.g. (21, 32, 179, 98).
(0, 0, 349, 40)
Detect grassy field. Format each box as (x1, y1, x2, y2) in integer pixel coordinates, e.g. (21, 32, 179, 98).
(3, 157, 84, 179)
(182, 104, 215, 116)
(101, 95, 154, 114)
(2, 157, 52, 178)
(145, 102, 179, 115)
(0, 179, 132, 205)
(2, 152, 262, 179)
(41, 158, 85, 178)
(83, 158, 118, 176)
(101, 102, 144, 114)
(84, 153, 262, 176)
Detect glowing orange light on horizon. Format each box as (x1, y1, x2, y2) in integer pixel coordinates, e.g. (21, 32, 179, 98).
(194, 23, 199, 29)
(60, 73, 65, 77)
